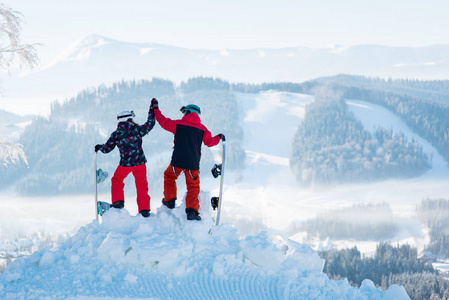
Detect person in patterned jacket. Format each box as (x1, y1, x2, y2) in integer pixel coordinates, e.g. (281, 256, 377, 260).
(95, 106, 155, 217)
(150, 98, 225, 221)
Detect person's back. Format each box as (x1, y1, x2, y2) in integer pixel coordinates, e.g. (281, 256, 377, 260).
(106, 119, 152, 167)
(95, 108, 155, 217)
(151, 99, 224, 220)
(170, 111, 211, 171)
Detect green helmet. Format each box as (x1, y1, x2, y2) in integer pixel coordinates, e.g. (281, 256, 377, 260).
(180, 104, 201, 115)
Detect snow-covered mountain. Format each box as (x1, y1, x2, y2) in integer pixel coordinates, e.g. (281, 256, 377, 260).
(2, 34, 449, 116)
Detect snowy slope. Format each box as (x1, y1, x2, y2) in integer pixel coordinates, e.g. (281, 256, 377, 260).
(0, 193, 408, 299)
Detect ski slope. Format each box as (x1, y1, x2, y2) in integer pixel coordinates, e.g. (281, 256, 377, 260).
(346, 99, 449, 178)
(0, 193, 408, 299)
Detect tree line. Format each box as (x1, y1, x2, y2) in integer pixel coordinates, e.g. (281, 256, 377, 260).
(299, 203, 397, 241)
(234, 75, 449, 169)
(417, 198, 449, 259)
(1, 77, 245, 195)
(3, 75, 448, 193)
(319, 243, 448, 300)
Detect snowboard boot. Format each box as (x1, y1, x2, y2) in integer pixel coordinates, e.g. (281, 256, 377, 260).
(162, 198, 176, 209)
(111, 200, 124, 209)
(186, 208, 201, 221)
(140, 210, 150, 218)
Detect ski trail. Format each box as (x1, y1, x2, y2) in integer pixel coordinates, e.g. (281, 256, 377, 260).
(236, 91, 313, 158)
(347, 99, 449, 178)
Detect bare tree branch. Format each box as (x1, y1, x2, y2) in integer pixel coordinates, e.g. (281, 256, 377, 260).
(0, 139, 28, 167)
(0, 3, 39, 70)
(0, 3, 39, 166)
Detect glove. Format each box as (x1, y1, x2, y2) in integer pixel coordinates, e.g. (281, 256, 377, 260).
(95, 144, 102, 152)
(218, 134, 226, 141)
(151, 98, 158, 109)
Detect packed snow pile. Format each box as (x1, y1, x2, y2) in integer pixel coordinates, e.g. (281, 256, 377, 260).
(0, 192, 409, 299)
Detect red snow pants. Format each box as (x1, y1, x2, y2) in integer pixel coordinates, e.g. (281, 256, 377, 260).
(164, 164, 200, 212)
(111, 164, 151, 212)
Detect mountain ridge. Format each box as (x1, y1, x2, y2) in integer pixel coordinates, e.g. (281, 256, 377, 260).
(2, 34, 449, 117)
(3, 34, 449, 116)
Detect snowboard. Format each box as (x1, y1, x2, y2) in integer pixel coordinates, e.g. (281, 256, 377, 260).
(211, 138, 226, 225)
(94, 152, 109, 220)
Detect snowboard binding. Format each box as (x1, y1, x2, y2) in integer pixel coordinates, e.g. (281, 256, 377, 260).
(211, 197, 219, 210)
(211, 164, 222, 178)
(96, 168, 108, 183)
(97, 201, 111, 216)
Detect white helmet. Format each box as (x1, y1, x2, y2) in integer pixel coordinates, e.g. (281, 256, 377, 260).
(117, 110, 135, 122)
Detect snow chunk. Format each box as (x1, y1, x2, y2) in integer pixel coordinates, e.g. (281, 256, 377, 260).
(242, 231, 284, 270)
(124, 273, 138, 283)
(69, 254, 80, 264)
(39, 252, 54, 267)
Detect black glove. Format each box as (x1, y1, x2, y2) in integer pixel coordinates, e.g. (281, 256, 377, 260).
(95, 144, 103, 152)
(218, 134, 226, 141)
(151, 98, 158, 109)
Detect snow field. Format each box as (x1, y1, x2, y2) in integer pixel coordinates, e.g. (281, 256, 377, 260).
(0, 192, 408, 299)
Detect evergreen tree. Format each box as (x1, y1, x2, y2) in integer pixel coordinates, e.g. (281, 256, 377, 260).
(290, 93, 430, 185)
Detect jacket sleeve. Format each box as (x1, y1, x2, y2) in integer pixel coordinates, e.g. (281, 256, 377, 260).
(138, 109, 156, 136)
(202, 128, 221, 147)
(100, 132, 117, 153)
(154, 108, 177, 134)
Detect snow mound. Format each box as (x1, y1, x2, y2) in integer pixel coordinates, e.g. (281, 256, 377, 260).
(0, 192, 409, 299)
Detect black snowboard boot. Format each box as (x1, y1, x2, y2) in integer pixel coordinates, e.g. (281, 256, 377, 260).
(111, 200, 124, 209)
(162, 198, 176, 209)
(140, 210, 150, 218)
(186, 208, 201, 221)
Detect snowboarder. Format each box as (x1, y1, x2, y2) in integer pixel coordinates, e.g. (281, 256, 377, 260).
(94, 106, 155, 217)
(150, 98, 225, 221)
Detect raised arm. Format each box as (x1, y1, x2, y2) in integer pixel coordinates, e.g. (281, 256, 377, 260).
(138, 105, 156, 136)
(151, 98, 177, 134)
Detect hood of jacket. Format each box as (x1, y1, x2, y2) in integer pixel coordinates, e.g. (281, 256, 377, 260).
(181, 112, 201, 125)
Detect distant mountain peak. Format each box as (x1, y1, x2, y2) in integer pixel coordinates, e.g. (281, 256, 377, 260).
(49, 34, 116, 65)
(48, 35, 178, 67)
(76, 34, 114, 48)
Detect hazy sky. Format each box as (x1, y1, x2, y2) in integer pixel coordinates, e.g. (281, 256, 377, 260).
(5, 0, 449, 65)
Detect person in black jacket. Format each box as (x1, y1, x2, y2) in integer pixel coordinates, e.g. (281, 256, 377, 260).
(151, 98, 224, 220)
(95, 106, 155, 217)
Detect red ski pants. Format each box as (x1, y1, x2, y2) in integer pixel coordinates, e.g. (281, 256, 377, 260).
(164, 164, 200, 212)
(111, 164, 151, 212)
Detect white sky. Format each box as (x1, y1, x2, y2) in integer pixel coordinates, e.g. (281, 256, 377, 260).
(4, 0, 449, 65)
